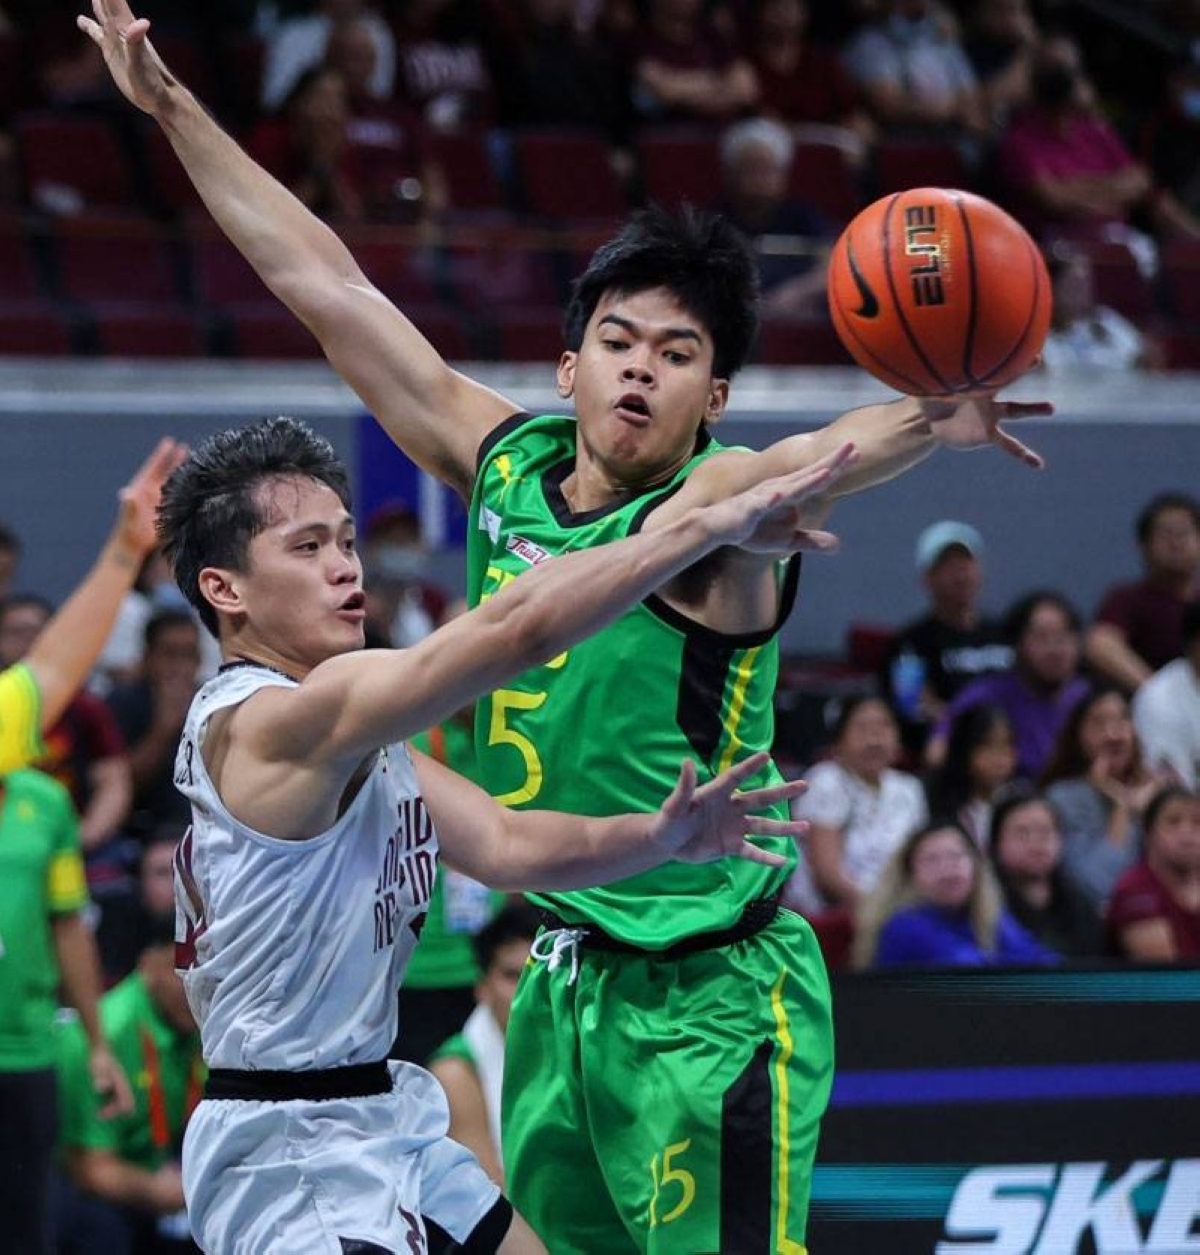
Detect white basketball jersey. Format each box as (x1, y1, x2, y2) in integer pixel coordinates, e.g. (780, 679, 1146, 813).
(172, 662, 438, 1071)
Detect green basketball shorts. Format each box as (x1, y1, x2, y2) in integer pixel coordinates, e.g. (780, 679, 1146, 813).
(502, 908, 834, 1254)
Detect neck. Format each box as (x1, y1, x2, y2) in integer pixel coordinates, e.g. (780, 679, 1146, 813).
(222, 634, 311, 682)
(1148, 567, 1196, 598)
(933, 603, 978, 630)
(1012, 874, 1052, 908)
(562, 440, 691, 514)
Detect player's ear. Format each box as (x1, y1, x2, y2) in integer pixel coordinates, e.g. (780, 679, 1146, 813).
(556, 350, 577, 398)
(704, 379, 730, 425)
(198, 566, 242, 622)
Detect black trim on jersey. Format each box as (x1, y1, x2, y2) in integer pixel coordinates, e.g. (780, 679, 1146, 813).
(677, 632, 738, 764)
(719, 1039, 775, 1253)
(647, 553, 802, 651)
(474, 410, 540, 476)
(425, 1195, 514, 1253)
(219, 657, 302, 684)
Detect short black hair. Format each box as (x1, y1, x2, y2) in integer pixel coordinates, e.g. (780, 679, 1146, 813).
(1002, 589, 1080, 648)
(158, 416, 352, 636)
(1136, 492, 1200, 545)
(0, 521, 21, 555)
(472, 902, 540, 973)
(563, 205, 760, 379)
(144, 608, 198, 652)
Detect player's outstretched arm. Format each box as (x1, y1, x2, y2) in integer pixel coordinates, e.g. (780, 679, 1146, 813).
(77, 0, 511, 496)
(14, 439, 186, 749)
(649, 389, 1053, 532)
(416, 749, 808, 891)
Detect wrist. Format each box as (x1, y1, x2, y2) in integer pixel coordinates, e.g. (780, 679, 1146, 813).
(101, 533, 145, 574)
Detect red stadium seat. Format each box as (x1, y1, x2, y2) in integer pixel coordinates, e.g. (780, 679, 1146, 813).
(142, 123, 202, 215)
(636, 129, 721, 212)
(16, 113, 139, 211)
(493, 306, 566, 362)
(402, 303, 474, 361)
(227, 305, 322, 359)
(515, 131, 627, 220)
(0, 220, 42, 301)
(1161, 241, 1200, 324)
(875, 139, 970, 197)
(0, 301, 73, 355)
(149, 33, 216, 106)
(444, 239, 559, 312)
(91, 303, 207, 357)
(755, 315, 853, 367)
(1159, 328, 1200, 370)
(428, 130, 508, 214)
(1084, 241, 1154, 323)
(351, 235, 442, 306)
(846, 622, 896, 674)
(789, 140, 862, 228)
(52, 220, 180, 305)
(189, 231, 272, 307)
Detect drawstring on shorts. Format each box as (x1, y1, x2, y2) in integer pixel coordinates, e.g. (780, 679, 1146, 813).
(530, 926, 589, 985)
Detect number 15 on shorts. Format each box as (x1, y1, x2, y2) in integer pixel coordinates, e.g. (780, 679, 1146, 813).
(648, 1139, 696, 1228)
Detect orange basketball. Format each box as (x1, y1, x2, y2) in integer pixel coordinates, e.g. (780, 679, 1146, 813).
(827, 187, 1051, 396)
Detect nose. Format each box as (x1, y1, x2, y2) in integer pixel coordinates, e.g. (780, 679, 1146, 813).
(622, 353, 654, 385)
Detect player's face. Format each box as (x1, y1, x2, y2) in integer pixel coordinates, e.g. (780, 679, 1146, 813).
(477, 937, 533, 1033)
(995, 801, 1061, 880)
(911, 829, 976, 909)
(1149, 795, 1200, 870)
(557, 288, 728, 487)
(231, 477, 365, 670)
(925, 547, 982, 613)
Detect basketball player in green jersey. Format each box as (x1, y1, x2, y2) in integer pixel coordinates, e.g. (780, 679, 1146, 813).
(84, 5, 1053, 1248)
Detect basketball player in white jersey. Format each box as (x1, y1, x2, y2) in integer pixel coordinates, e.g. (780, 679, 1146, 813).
(157, 417, 853, 1253)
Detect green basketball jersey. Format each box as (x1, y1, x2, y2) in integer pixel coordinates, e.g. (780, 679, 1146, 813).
(467, 413, 800, 949)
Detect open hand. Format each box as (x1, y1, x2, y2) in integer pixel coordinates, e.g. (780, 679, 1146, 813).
(77, 0, 174, 115)
(649, 752, 808, 866)
(112, 437, 189, 560)
(919, 393, 1053, 470)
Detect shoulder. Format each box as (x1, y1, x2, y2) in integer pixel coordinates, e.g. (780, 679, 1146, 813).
(475, 411, 571, 476)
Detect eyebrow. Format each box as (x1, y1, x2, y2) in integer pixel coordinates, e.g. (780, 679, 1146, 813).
(597, 314, 703, 346)
(279, 514, 355, 542)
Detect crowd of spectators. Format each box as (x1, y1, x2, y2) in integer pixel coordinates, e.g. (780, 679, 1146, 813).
(785, 488, 1200, 973)
(1, 0, 1200, 362)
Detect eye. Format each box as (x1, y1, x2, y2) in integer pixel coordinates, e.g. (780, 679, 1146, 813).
(664, 350, 690, 365)
(602, 338, 627, 352)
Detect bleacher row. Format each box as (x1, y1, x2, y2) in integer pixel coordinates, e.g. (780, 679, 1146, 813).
(5, 110, 1200, 364)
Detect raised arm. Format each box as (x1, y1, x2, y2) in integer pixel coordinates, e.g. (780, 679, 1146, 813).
(19, 438, 186, 738)
(79, 0, 511, 496)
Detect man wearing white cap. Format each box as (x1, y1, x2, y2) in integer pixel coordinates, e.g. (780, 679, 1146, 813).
(881, 520, 1013, 754)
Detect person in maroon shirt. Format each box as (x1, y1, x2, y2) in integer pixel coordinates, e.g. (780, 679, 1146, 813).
(1086, 492, 1200, 694)
(1108, 786, 1200, 961)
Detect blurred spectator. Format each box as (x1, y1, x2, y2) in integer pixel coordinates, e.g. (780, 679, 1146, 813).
(785, 695, 927, 914)
(260, 0, 395, 112)
(632, 0, 759, 126)
(55, 916, 201, 1254)
(855, 820, 1056, 967)
(393, 0, 496, 132)
(742, 0, 873, 152)
(0, 766, 131, 1254)
(486, 0, 632, 140)
(1042, 688, 1169, 914)
(841, 0, 987, 139)
(0, 518, 20, 600)
(1143, 46, 1200, 227)
(1039, 244, 1156, 372)
(0, 595, 132, 859)
(394, 670, 505, 1066)
(717, 117, 830, 319)
(1086, 492, 1200, 693)
(929, 590, 1089, 781)
(996, 36, 1168, 250)
(1108, 785, 1200, 961)
(963, 0, 1039, 129)
(106, 610, 200, 846)
(325, 16, 446, 221)
(924, 704, 1018, 846)
(250, 67, 366, 222)
(94, 829, 182, 986)
(361, 500, 448, 648)
(1134, 602, 1200, 788)
(988, 788, 1104, 957)
(428, 903, 538, 1187)
(881, 520, 1012, 756)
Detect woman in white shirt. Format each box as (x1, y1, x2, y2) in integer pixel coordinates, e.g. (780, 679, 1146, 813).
(787, 695, 928, 914)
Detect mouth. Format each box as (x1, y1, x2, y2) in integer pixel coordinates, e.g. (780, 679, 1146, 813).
(615, 393, 652, 424)
(337, 591, 366, 621)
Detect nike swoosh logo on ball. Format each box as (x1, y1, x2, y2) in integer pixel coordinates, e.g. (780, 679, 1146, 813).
(847, 237, 879, 319)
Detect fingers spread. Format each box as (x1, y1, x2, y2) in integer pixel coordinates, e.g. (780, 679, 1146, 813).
(790, 529, 840, 553)
(741, 816, 806, 837)
(78, 14, 103, 42)
(735, 779, 807, 809)
(993, 426, 1045, 470)
(997, 401, 1054, 419)
(735, 842, 788, 868)
(709, 751, 769, 793)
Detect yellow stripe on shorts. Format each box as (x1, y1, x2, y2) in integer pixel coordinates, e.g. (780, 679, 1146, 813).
(771, 968, 807, 1255)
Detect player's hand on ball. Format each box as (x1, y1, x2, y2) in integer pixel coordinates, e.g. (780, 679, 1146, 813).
(649, 752, 809, 866)
(78, 0, 173, 116)
(919, 392, 1053, 470)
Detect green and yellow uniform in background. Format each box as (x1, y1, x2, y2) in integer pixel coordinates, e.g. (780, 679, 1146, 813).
(0, 768, 87, 1073)
(56, 972, 203, 1170)
(468, 414, 834, 1253)
(0, 663, 46, 776)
